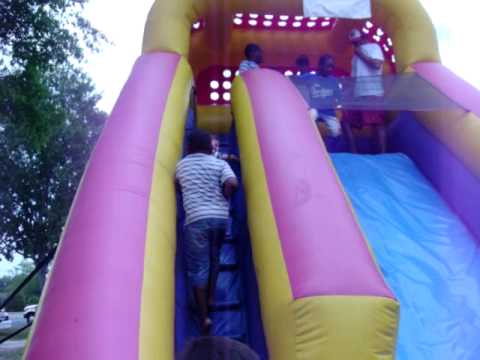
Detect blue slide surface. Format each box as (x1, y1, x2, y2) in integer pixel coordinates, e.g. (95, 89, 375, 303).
(332, 153, 480, 360)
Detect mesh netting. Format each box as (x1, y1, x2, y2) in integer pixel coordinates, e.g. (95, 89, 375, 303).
(289, 73, 463, 111)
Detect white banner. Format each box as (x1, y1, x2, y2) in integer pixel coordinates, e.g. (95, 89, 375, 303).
(304, 0, 372, 19)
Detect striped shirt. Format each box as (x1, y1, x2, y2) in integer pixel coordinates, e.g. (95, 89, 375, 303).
(239, 60, 259, 74)
(176, 153, 237, 225)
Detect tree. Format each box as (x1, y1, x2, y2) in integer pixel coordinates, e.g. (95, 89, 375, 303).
(0, 0, 107, 275)
(0, 67, 106, 268)
(0, 1, 104, 68)
(0, 0, 106, 149)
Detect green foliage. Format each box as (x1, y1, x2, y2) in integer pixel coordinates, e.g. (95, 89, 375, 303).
(0, 0, 107, 148)
(0, 0, 107, 266)
(0, 0, 105, 69)
(0, 64, 66, 149)
(0, 66, 106, 265)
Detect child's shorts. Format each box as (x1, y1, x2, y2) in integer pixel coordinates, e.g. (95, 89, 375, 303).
(184, 218, 227, 286)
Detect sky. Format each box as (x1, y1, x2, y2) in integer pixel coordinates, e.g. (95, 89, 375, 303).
(0, 1, 478, 275)
(420, 0, 480, 91)
(82, 0, 154, 113)
(82, 0, 480, 113)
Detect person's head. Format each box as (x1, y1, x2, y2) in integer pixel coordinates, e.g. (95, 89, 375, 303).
(180, 337, 260, 360)
(187, 129, 212, 155)
(244, 43, 263, 64)
(349, 28, 364, 46)
(295, 55, 310, 74)
(318, 54, 335, 77)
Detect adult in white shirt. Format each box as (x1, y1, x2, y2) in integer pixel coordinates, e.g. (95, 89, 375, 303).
(343, 28, 387, 153)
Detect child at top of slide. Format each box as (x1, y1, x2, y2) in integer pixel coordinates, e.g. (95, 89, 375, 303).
(238, 43, 263, 74)
(296, 55, 311, 77)
(309, 54, 342, 138)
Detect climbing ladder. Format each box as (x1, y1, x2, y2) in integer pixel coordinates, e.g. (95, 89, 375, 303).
(208, 222, 247, 341)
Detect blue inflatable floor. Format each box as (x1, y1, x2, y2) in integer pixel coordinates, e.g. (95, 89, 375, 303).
(332, 153, 480, 360)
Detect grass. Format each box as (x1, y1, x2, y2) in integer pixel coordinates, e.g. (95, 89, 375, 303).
(0, 324, 30, 360)
(0, 347, 24, 360)
(0, 327, 30, 341)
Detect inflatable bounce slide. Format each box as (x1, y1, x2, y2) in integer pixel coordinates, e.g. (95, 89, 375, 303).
(23, 0, 480, 359)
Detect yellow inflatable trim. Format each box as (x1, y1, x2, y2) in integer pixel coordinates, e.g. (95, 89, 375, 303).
(197, 105, 233, 134)
(139, 57, 193, 360)
(232, 76, 296, 360)
(292, 296, 399, 359)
